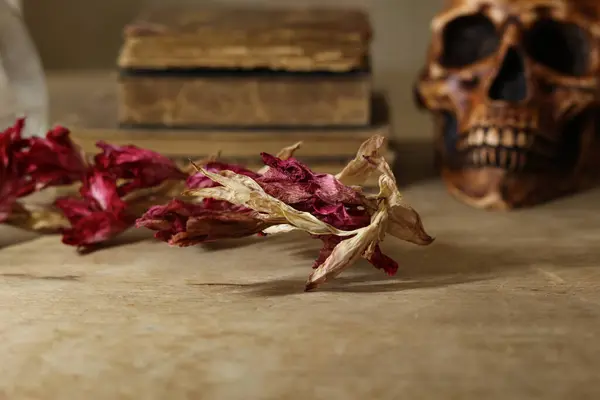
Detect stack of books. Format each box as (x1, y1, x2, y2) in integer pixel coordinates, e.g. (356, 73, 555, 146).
(62, 5, 393, 184)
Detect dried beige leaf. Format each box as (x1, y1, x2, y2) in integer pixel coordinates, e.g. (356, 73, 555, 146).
(262, 224, 297, 235)
(276, 141, 303, 159)
(335, 134, 386, 186)
(373, 157, 434, 245)
(306, 200, 389, 291)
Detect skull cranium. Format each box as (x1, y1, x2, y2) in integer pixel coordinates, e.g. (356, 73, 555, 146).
(414, 0, 600, 210)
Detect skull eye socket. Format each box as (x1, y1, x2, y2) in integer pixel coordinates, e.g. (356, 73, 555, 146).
(440, 13, 500, 68)
(524, 18, 590, 76)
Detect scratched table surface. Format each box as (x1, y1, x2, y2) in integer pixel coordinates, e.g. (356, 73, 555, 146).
(1, 72, 600, 399)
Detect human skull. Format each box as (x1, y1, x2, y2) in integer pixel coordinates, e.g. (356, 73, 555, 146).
(414, 0, 600, 210)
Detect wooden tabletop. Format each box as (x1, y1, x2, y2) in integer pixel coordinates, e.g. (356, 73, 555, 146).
(1, 72, 600, 399)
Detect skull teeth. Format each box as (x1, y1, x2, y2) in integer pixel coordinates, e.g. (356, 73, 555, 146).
(501, 129, 514, 146)
(467, 148, 525, 170)
(461, 127, 531, 149)
(516, 132, 529, 147)
(457, 125, 556, 171)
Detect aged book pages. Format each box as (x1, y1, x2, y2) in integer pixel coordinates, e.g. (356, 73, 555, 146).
(117, 6, 371, 72)
(118, 72, 371, 127)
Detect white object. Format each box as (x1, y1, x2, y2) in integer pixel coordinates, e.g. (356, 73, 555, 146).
(0, 0, 48, 137)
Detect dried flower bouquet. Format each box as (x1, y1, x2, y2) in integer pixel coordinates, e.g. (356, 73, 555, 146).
(1, 119, 433, 290)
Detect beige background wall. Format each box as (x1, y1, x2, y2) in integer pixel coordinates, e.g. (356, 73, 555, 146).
(21, 0, 446, 138)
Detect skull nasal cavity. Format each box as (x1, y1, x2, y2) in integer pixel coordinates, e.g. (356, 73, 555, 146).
(488, 48, 528, 102)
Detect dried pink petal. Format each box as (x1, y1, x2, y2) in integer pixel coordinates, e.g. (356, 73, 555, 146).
(19, 125, 87, 191)
(256, 153, 363, 205)
(0, 119, 34, 221)
(256, 141, 302, 174)
(301, 201, 370, 231)
(79, 171, 128, 214)
(94, 141, 187, 195)
(56, 205, 131, 247)
(55, 171, 133, 248)
(136, 199, 274, 246)
(366, 245, 398, 275)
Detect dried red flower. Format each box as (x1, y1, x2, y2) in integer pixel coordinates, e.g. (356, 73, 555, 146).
(50, 140, 208, 248)
(0, 119, 34, 222)
(55, 171, 134, 248)
(1, 119, 432, 292)
(94, 141, 187, 196)
(18, 125, 88, 191)
(178, 134, 435, 291)
(136, 199, 272, 246)
(1, 120, 91, 224)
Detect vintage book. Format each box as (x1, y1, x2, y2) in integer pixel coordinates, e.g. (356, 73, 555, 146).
(116, 5, 373, 128)
(117, 70, 371, 128)
(117, 6, 371, 72)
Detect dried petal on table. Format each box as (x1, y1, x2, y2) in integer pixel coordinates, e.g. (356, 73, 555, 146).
(256, 153, 363, 206)
(256, 141, 302, 175)
(0, 119, 37, 222)
(1, 120, 86, 230)
(94, 141, 187, 196)
(18, 125, 88, 191)
(55, 171, 134, 249)
(136, 198, 279, 247)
